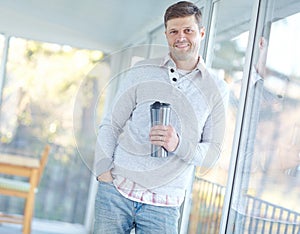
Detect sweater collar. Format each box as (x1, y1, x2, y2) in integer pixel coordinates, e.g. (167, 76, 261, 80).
(160, 54, 207, 77)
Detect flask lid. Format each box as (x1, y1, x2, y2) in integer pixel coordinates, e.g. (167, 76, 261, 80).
(150, 101, 170, 109)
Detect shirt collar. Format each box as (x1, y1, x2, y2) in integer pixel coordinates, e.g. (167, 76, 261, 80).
(161, 54, 207, 77)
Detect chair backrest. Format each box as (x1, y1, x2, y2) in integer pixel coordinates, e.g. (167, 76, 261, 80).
(37, 145, 50, 186)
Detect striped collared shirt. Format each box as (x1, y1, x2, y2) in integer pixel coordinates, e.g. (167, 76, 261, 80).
(114, 176, 183, 207)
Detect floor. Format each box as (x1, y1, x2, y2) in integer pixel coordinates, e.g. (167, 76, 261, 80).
(0, 219, 88, 234)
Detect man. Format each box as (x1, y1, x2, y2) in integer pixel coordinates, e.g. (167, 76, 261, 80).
(93, 1, 228, 233)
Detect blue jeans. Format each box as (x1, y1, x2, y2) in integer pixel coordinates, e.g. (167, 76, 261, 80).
(93, 181, 180, 234)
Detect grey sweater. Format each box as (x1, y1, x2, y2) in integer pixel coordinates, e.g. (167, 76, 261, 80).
(94, 55, 229, 197)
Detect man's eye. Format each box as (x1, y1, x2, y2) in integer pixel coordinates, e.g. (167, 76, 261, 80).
(170, 30, 177, 34)
(185, 29, 193, 33)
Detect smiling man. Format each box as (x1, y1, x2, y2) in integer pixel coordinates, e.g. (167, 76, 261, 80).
(93, 1, 229, 233)
(165, 7, 205, 70)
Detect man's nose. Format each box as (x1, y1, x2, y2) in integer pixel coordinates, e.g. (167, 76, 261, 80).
(176, 32, 186, 42)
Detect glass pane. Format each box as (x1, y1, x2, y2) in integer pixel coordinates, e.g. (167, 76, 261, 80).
(227, 0, 300, 233)
(0, 37, 103, 224)
(0, 34, 4, 62)
(188, 0, 252, 233)
(148, 25, 169, 58)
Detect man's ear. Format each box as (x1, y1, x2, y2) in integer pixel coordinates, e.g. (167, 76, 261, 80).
(200, 26, 205, 40)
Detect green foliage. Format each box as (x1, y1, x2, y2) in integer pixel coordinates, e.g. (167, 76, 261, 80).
(1, 37, 103, 149)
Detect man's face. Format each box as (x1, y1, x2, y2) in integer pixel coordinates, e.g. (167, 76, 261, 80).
(165, 15, 205, 62)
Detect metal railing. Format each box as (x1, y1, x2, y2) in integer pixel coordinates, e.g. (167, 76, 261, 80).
(188, 177, 226, 234)
(188, 177, 300, 234)
(238, 195, 300, 234)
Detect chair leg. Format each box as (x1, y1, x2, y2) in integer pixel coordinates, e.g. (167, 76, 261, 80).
(23, 169, 38, 234)
(23, 192, 35, 234)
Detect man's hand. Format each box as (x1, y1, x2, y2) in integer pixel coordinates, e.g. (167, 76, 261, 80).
(149, 125, 179, 152)
(97, 170, 113, 182)
(256, 37, 268, 78)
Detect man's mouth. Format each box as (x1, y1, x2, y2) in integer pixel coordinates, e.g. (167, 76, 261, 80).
(174, 43, 190, 49)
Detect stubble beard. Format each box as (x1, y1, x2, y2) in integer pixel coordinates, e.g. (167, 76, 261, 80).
(171, 47, 196, 62)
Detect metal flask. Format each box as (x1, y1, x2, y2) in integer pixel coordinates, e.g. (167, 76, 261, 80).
(150, 101, 171, 157)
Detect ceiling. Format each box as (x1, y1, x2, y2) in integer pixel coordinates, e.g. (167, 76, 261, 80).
(0, 0, 180, 53)
(0, 0, 298, 54)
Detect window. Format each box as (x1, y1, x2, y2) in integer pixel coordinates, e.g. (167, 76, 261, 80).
(187, 0, 252, 232)
(226, 0, 300, 233)
(0, 37, 103, 224)
(0, 34, 4, 61)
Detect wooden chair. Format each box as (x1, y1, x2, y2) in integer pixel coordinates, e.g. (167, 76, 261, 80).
(0, 145, 50, 234)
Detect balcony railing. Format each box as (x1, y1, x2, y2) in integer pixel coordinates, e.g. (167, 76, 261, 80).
(239, 195, 300, 234)
(188, 177, 300, 234)
(188, 177, 226, 234)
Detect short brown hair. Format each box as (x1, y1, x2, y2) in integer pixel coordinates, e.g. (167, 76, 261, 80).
(164, 1, 202, 28)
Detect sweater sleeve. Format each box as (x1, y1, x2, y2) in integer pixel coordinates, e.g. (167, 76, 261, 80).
(93, 68, 137, 177)
(175, 76, 229, 174)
